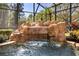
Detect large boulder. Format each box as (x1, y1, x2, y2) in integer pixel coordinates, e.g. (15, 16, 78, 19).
(48, 23, 59, 40)
(57, 22, 66, 42)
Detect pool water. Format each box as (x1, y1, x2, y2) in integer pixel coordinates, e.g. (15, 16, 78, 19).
(0, 41, 76, 56)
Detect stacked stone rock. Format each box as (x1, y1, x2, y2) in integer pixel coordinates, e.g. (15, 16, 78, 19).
(9, 20, 67, 44)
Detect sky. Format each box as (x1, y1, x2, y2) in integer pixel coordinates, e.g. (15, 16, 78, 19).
(23, 3, 33, 17)
(23, 3, 44, 17)
(23, 3, 33, 12)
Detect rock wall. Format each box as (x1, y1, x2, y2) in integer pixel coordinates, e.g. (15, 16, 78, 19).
(9, 21, 67, 44)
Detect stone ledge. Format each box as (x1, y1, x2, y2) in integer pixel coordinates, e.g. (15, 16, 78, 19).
(0, 41, 15, 47)
(67, 41, 79, 48)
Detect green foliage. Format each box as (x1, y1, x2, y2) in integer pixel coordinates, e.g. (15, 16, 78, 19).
(27, 8, 54, 22)
(0, 29, 13, 41)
